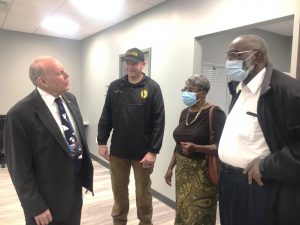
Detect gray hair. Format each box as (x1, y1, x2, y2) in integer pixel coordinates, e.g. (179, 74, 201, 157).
(29, 62, 44, 85)
(186, 74, 210, 93)
(29, 56, 54, 85)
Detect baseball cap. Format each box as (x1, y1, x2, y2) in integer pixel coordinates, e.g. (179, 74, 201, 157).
(124, 48, 144, 62)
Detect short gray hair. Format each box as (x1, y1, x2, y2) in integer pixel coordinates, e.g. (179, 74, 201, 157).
(29, 63, 44, 85)
(186, 74, 210, 93)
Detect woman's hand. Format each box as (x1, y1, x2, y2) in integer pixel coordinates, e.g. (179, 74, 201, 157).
(164, 168, 173, 186)
(181, 142, 194, 155)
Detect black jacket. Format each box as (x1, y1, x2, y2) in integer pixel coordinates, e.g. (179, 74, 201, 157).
(97, 74, 165, 160)
(229, 63, 300, 225)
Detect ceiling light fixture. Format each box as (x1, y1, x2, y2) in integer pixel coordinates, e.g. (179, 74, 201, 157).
(70, 0, 125, 21)
(41, 16, 79, 35)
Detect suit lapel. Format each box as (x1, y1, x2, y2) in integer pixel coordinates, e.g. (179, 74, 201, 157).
(31, 90, 70, 156)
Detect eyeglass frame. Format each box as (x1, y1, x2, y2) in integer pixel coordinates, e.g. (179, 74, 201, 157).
(225, 50, 258, 60)
(181, 87, 202, 93)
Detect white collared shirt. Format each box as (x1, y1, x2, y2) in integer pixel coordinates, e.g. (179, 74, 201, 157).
(218, 68, 270, 168)
(37, 87, 79, 140)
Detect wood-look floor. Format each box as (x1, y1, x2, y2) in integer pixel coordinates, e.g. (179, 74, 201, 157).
(0, 160, 175, 225)
(0, 160, 221, 225)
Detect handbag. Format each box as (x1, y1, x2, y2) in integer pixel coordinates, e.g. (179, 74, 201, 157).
(207, 105, 219, 185)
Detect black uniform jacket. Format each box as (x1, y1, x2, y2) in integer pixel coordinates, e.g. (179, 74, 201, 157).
(4, 90, 93, 220)
(97, 74, 165, 160)
(229, 63, 300, 225)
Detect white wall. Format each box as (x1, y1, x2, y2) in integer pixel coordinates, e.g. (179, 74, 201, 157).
(81, 0, 300, 201)
(0, 30, 82, 115)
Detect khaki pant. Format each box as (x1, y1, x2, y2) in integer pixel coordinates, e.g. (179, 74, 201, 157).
(110, 155, 153, 225)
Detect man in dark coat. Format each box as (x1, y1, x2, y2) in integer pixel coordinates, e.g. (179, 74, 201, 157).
(97, 48, 165, 225)
(218, 35, 300, 225)
(4, 56, 93, 225)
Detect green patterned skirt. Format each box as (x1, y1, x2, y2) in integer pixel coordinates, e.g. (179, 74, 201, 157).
(175, 153, 218, 225)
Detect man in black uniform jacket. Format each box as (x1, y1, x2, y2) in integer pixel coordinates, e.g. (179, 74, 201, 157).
(97, 48, 165, 225)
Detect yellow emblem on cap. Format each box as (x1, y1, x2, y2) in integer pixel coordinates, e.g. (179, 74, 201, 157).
(127, 51, 138, 56)
(141, 89, 148, 99)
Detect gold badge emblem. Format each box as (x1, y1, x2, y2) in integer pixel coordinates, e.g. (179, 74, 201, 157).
(141, 89, 148, 99)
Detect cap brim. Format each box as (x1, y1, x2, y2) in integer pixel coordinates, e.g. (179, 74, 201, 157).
(123, 56, 143, 63)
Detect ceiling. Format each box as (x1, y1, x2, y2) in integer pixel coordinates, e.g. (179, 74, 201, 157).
(257, 19, 294, 37)
(0, 0, 168, 40)
(0, 0, 294, 40)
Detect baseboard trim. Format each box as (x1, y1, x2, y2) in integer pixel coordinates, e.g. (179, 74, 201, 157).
(90, 153, 109, 168)
(90, 153, 175, 209)
(151, 188, 176, 209)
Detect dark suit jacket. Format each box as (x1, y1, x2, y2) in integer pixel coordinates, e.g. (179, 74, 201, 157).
(4, 89, 93, 220)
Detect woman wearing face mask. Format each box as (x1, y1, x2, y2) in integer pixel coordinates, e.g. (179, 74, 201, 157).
(164, 74, 226, 225)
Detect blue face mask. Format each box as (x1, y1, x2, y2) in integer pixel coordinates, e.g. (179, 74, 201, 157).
(225, 60, 249, 82)
(182, 91, 199, 107)
(225, 52, 256, 82)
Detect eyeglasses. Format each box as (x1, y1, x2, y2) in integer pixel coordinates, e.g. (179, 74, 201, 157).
(225, 50, 257, 60)
(181, 87, 201, 93)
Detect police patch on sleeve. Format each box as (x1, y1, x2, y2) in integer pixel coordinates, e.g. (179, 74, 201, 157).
(141, 89, 148, 99)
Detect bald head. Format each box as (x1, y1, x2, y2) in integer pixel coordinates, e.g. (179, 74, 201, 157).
(229, 35, 268, 63)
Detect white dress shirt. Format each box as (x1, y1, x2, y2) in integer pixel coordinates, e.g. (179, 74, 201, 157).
(218, 68, 270, 169)
(37, 87, 79, 140)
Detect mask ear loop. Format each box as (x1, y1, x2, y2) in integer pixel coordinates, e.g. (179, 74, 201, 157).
(243, 51, 258, 62)
(242, 51, 258, 72)
(195, 91, 206, 105)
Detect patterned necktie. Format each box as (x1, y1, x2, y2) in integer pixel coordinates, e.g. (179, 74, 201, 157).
(55, 97, 82, 171)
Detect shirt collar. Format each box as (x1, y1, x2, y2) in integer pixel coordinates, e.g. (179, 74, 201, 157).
(236, 68, 266, 94)
(37, 87, 61, 105)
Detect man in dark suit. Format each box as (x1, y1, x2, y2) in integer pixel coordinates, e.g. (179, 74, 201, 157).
(4, 56, 93, 225)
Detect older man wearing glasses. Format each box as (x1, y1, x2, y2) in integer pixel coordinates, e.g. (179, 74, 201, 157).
(218, 35, 300, 225)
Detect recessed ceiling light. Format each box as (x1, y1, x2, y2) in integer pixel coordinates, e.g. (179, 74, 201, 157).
(70, 0, 125, 21)
(41, 16, 79, 35)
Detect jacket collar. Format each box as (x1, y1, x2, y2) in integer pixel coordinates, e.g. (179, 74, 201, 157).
(227, 62, 273, 112)
(228, 62, 274, 97)
(121, 73, 148, 87)
(260, 62, 273, 96)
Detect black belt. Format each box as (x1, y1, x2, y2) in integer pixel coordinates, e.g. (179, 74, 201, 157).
(220, 162, 244, 174)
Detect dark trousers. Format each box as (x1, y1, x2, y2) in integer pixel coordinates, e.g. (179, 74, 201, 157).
(25, 172, 83, 225)
(219, 163, 272, 225)
(110, 155, 153, 225)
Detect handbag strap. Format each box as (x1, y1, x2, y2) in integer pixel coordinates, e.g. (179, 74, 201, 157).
(208, 105, 216, 145)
